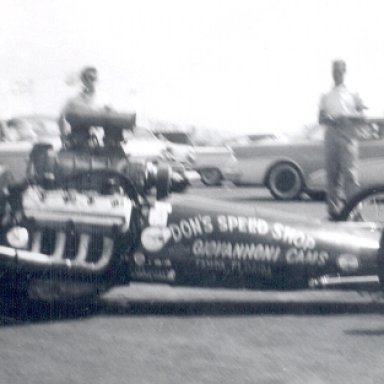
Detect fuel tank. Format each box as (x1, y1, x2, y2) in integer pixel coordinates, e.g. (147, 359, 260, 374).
(132, 194, 382, 288)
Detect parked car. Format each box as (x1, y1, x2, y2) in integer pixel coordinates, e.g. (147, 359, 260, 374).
(193, 146, 237, 186)
(122, 126, 176, 163)
(0, 115, 61, 183)
(153, 130, 196, 166)
(223, 133, 284, 146)
(153, 129, 239, 186)
(224, 123, 384, 200)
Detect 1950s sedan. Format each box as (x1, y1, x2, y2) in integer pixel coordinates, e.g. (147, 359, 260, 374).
(224, 124, 384, 201)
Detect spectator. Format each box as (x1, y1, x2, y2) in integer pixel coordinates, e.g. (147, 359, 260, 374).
(319, 60, 366, 220)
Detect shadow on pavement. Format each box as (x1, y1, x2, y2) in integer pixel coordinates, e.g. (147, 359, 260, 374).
(227, 195, 319, 203)
(344, 328, 384, 336)
(2, 295, 384, 327)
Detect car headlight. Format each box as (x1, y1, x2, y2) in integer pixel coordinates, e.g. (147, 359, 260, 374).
(6, 226, 29, 249)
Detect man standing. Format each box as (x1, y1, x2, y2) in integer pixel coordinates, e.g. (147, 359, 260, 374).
(319, 60, 365, 220)
(59, 66, 100, 148)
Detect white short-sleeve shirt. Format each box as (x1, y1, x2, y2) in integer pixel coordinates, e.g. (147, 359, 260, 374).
(320, 85, 364, 117)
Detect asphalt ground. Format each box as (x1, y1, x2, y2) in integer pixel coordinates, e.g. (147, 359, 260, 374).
(1, 185, 384, 384)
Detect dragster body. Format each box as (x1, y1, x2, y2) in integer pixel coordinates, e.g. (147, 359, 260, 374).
(134, 194, 381, 289)
(0, 182, 382, 302)
(0, 109, 383, 303)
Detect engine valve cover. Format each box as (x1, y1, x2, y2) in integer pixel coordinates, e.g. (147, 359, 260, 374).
(22, 186, 133, 233)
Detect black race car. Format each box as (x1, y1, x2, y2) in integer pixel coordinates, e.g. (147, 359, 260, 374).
(0, 110, 383, 305)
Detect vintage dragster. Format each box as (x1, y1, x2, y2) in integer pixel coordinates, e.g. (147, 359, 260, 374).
(0, 111, 383, 304)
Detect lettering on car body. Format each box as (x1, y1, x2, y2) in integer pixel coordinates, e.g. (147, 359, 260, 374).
(168, 215, 317, 252)
(169, 215, 213, 242)
(285, 248, 329, 266)
(192, 239, 329, 267)
(192, 239, 281, 263)
(195, 258, 272, 277)
(217, 215, 269, 235)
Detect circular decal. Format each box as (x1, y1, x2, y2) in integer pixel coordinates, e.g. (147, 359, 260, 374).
(337, 254, 359, 272)
(141, 226, 172, 253)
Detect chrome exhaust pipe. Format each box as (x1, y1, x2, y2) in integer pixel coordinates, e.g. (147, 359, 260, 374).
(309, 275, 379, 288)
(0, 232, 114, 273)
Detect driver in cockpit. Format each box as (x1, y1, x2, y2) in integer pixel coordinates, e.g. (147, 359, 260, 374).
(59, 66, 103, 149)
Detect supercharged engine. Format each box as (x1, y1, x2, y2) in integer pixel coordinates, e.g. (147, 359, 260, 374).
(0, 110, 179, 278)
(27, 109, 187, 200)
(0, 111, 187, 302)
(2, 185, 137, 274)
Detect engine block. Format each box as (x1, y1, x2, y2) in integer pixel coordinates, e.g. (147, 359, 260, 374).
(22, 186, 133, 234)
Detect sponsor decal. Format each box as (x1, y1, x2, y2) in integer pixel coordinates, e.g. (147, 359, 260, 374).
(191, 239, 329, 267)
(195, 258, 272, 277)
(192, 239, 281, 263)
(141, 227, 172, 253)
(217, 215, 269, 235)
(285, 248, 329, 266)
(132, 257, 174, 281)
(148, 202, 172, 227)
(169, 215, 213, 242)
(337, 254, 359, 272)
(168, 214, 316, 250)
(271, 223, 315, 250)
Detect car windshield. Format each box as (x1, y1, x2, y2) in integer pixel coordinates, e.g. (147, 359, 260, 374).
(157, 132, 194, 146)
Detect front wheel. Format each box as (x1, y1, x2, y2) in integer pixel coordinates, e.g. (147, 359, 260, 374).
(338, 185, 384, 222)
(199, 168, 222, 186)
(267, 163, 303, 200)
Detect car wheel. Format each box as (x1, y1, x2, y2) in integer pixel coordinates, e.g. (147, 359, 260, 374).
(267, 163, 303, 200)
(199, 168, 222, 186)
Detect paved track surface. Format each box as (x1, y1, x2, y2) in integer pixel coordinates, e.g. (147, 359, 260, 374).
(1, 185, 384, 384)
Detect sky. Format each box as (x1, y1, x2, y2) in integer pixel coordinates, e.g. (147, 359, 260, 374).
(1, 0, 384, 134)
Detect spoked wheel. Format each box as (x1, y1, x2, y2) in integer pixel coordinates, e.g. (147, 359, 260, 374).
(338, 185, 384, 222)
